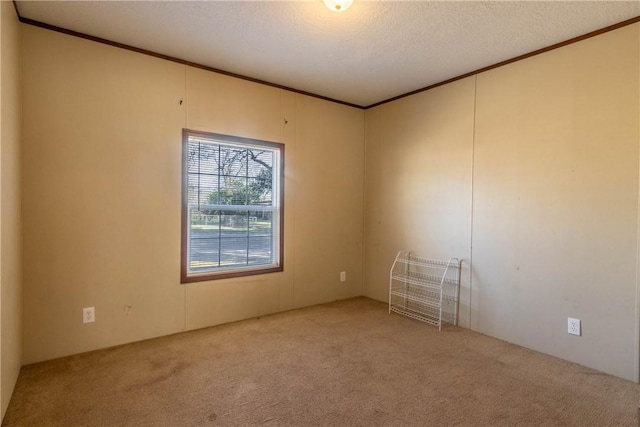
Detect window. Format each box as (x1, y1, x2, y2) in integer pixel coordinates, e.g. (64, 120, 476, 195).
(181, 129, 284, 283)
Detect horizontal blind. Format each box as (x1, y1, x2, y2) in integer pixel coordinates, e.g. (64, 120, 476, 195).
(185, 133, 282, 277)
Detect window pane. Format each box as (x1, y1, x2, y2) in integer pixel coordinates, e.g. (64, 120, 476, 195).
(189, 210, 221, 271)
(189, 237, 220, 271)
(198, 142, 219, 175)
(248, 210, 272, 235)
(248, 150, 273, 177)
(219, 146, 247, 178)
(187, 141, 200, 173)
(199, 175, 220, 206)
(220, 236, 249, 267)
(220, 211, 247, 232)
(248, 236, 273, 265)
(248, 210, 273, 265)
(187, 173, 200, 205)
(218, 178, 248, 206)
(248, 177, 272, 205)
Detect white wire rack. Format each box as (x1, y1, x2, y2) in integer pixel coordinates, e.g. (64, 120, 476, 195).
(389, 251, 461, 330)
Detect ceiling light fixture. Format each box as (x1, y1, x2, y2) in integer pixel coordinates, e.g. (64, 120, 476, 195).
(322, 0, 354, 12)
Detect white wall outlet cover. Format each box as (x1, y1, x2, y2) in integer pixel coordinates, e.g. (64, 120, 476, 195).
(83, 307, 95, 324)
(568, 317, 581, 336)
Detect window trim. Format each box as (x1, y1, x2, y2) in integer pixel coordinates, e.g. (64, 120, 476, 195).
(181, 129, 284, 283)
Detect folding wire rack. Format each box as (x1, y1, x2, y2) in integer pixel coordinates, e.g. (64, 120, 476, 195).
(389, 251, 461, 330)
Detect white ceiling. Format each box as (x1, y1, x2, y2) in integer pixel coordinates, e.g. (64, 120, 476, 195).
(15, 1, 640, 107)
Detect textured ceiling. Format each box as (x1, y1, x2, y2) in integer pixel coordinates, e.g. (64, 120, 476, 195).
(15, 1, 640, 107)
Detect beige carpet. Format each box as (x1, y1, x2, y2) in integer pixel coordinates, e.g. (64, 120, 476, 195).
(3, 297, 639, 426)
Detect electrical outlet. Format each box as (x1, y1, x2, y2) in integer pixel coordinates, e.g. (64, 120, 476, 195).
(340, 271, 346, 282)
(83, 307, 95, 324)
(568, 317, 581, 336)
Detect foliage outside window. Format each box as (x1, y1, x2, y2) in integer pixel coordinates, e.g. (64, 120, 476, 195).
(181, 130, 284, 283)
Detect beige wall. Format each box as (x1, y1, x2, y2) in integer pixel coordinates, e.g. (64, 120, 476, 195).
(1, 1, 23, 419)
(364, 77, 475, 327)
(21, 25, 364, 364)
(292, 94, 364, 308)
(473, 23, 639, 381)
(22, 27, 186, 363)
(364, 23, 640, 381)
